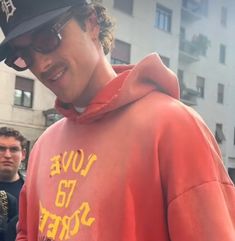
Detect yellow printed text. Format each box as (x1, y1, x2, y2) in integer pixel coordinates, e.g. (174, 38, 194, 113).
(39, 201, 95, 240)
(55, 180, 77, 208)
(50, 149, 97, 177)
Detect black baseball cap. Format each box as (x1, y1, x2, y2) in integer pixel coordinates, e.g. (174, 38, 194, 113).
(0, 0, 88, 61)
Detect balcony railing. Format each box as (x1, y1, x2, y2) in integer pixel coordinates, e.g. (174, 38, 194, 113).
(179, 39, 199, 63)
(181, 0, 202, 22)
(43, 108, 62, 127)
(180, 87, 198, 106)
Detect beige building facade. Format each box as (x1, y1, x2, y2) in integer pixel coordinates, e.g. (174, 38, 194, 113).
(0, 55, 55, 144)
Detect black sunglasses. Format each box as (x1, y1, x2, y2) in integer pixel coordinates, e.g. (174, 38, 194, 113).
(5, 11, 73, 71)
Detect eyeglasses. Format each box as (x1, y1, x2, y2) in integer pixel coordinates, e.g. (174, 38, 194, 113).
(5, 11, 73, 71)
(0, 145, 21, 154)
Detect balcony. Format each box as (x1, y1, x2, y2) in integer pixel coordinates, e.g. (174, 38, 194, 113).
(179, 39, 200, 64)
(179, 34, 210, 64)
(181, 0, 202, 22)
(180, 87, 198, 106)
(43, 108, 62, 126)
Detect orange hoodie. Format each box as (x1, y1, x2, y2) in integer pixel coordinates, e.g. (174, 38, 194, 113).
(17, 53, 235, 241)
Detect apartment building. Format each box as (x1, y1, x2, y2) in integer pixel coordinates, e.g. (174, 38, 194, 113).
(101, 0, 235, 180)
(0, 0, 235, 180)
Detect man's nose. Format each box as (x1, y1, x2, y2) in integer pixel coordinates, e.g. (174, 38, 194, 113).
(31, 50, 53, 73)
(4, 148, 12, 157)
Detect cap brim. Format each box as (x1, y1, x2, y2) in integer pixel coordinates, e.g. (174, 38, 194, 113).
(0, 6, 71, 61)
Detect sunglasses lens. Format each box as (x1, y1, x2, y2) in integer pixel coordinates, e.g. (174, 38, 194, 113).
(14, 57, 28, 70)
(33, 29, 60, 53)
(5, 48, 32, 71)
(5, 12, 69, 71)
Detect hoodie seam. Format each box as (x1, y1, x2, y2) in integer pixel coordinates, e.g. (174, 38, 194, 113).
(167, 180, 233, 208)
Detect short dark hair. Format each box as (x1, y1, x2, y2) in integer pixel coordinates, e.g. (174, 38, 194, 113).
(73, 2, 115, 55)
(0, 127, 27, 149)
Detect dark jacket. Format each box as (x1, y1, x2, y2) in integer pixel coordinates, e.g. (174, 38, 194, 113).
(0, 191, 17, 241)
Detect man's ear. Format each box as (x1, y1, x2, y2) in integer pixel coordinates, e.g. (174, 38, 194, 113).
(21, 148, 26, 161)
(86, 13, 100, 41)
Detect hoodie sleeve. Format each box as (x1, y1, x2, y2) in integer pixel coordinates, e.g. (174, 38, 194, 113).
(168, 181, 235, 241)
(158, 101, 235, 241)
(16, 184, 28, 241)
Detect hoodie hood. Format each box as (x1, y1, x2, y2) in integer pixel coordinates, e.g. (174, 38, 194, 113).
(55, 53, 180, 123)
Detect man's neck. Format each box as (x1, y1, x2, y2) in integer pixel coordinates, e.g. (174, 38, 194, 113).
(0, 172, 20, 182)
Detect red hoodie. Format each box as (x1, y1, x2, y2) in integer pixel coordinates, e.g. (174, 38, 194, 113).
(17, 53, 235, 241)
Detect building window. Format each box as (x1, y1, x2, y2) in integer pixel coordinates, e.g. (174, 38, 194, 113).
(219, 44, 226, 64)
(182, 0, 208, 16)
(155, 4, 172, 32)
(43, 108, 62, 127)
(215, 123, 226, 144)
(228, 168, 235, 184)
(19, 140, 30, 172)
(180, 27, 186, 40)
(14, 76, 34, 108)
(217, 83, 224, 104)
(177, 69, 186, 97)
(113, 0, 133, 15)
(196, 76, 205, 98)
(234, 127, 235, 145)
(177, 69, 184, 84)
(111, 39, 131, 64)
(200, 0, 208, 16)
(160, 55, 170, 67)
(221, 6, 227, 27)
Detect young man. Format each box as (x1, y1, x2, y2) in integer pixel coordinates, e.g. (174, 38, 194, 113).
(0, 0, 234, 241)
(0, 127, 26, 241)
(0, 127, 26, 204)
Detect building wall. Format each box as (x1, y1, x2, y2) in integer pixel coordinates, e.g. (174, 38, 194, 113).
(103, 0, 235, 169)
(0, 62, 55, 143)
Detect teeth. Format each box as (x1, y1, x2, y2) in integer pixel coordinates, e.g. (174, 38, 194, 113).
(51, 70, 64, 81)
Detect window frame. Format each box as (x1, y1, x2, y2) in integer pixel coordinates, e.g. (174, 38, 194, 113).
(14, 76, 34, 108)
(233, 127, 235, 145)
(111, 39, 131, 65)
(215, 123, 226, 144)
(155, 4, 172, 33)
(160, 55, 170, 68)
(221, 6, 227, 27)
(217, 83, 224, 104)
(113, 0, 133, 15)
(219, 44, 226, 64)
(196, 76, 205, 98)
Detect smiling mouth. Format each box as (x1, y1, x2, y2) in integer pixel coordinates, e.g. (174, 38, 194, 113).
(41, 62, 67, 83)
(50, 69, 66, 82)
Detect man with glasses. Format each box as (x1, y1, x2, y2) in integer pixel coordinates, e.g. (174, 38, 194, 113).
(0, 0, 234, 241)
(0, 127, 26, 241)
(0, 127, 26, 204)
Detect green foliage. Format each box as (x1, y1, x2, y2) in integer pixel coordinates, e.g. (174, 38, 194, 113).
(191, 34, 211, 55)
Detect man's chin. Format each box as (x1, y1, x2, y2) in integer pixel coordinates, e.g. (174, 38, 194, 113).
(0, 169, 17, 181)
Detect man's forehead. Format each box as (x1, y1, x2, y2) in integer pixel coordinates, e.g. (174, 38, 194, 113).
(0, 136, 21, 145)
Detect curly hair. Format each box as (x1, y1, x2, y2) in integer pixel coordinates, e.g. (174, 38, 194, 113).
(0, 127, 27, 149)
(72, 1, 115, 55)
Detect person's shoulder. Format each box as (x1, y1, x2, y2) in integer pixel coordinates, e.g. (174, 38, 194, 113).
(136, 91, 200, 122)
